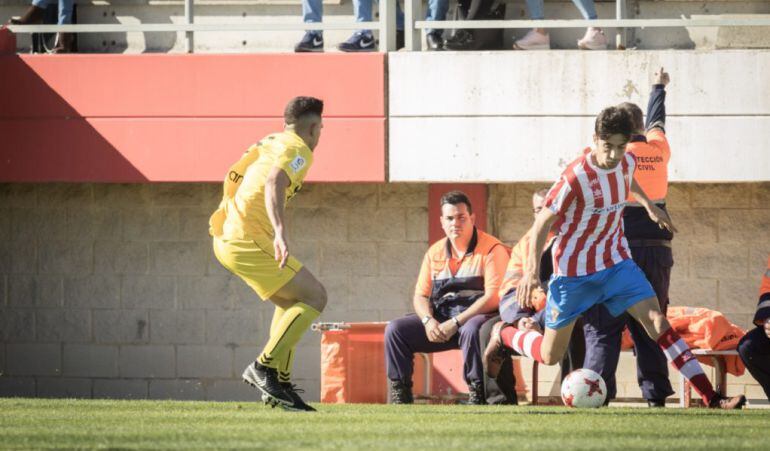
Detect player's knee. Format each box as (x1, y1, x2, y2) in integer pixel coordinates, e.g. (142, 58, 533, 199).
(540, 351, 560, 366)
(309, 284, 327, 312)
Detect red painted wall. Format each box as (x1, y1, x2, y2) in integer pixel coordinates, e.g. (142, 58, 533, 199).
(0, 54, 385, 182)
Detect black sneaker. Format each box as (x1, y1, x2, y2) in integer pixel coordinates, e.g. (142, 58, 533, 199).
(338, 31, 377, 52)
(295, 32, 323, 53)
(445, 29, 476, 51)
(281, 383, 316, 412)
(647, 399, 666, 408)
(461, 380, 486, 405)
(389, 379, 413, 404)
(242, 362, 293, 406)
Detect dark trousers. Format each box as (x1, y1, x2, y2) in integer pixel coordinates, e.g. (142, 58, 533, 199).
(479, 315, 517, 404)
(385, 313, 495, 386)
(738, 326, 770, 401)
(581, 246, 674, 401)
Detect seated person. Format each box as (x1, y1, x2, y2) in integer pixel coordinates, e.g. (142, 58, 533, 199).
(384, 190, 508, 404)
(737, 255, 770, 401)
(486, 189, 584, 382)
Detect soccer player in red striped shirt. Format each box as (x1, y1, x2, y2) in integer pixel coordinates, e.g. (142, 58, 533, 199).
(488, 106, 745, 409)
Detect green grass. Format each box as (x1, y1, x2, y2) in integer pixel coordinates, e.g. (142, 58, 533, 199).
(0, 399, 768, 450)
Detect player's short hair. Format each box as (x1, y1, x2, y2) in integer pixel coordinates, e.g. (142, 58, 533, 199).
(440, 190, 473, 214)
(284, 96, 324, 125)
(594, 106, 634, 140)
(617, 102, 644, 132)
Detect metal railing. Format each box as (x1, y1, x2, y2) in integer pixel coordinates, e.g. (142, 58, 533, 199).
(5, 0, 770, 53)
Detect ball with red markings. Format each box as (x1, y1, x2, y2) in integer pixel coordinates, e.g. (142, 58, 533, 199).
(560, 368, 607, 408)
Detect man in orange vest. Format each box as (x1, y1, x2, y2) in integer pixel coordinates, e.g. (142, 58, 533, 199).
(737, 256, 770, 401)
(578, 68, 676, 407)
(384, 191, 509, 404)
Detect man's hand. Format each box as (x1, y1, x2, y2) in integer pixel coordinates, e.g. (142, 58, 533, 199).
(273, 231, 290, 269)
(646, 204, 678, 234)
(764, 318, 770, 339)
(517, 272, 543, 309)
(437, 319, 459, 341)
(425, 318, 448, 343)
(519, 316, 543, 334)
(654, 67, 670, 86)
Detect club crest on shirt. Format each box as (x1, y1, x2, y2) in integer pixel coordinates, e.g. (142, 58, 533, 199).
(289, 155, 306, 173)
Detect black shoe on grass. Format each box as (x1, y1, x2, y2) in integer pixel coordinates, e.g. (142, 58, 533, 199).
(242, 362, 293, 406)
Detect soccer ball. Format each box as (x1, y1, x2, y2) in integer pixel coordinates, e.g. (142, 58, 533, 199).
(560, 368, 607, 408)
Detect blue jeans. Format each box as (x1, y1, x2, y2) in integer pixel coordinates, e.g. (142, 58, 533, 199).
(302, 0, 448, 34)
(525, 0, 597, 20)
(31, 0, 73, 25)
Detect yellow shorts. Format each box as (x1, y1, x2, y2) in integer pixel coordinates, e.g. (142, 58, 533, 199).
(213, 236, 304, 301)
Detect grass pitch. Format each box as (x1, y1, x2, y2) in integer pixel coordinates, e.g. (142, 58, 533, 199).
(0, 398, 767, 450)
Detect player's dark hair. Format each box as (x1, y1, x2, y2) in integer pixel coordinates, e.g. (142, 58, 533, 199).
(617, 102, 644, 132)
(594, 106, 634, 140)
(440, 190, 473, 214)
(284, 96, 324, 125)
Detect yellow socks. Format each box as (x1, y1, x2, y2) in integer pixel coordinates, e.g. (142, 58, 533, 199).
(257, 302, 319, 375)
(267, 306, 296, 383)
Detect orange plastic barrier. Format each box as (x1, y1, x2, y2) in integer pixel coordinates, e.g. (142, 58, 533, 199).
(319, 322, 428, 404)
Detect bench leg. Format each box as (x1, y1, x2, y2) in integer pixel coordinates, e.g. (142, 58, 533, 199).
(532, 361, 539, 406)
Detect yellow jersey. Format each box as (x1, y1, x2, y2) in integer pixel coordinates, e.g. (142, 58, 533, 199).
(210, 131, 313, 240)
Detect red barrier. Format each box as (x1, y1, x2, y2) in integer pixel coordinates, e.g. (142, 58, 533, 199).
(0, 54, 386, 182)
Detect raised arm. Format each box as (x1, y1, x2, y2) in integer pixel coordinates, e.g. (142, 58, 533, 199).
(645, 67, 669, 132)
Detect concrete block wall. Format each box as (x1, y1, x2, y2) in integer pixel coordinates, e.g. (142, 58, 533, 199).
(0, 182, 427, 401)
(490, 182, 770, 400)
(1, 182, 767, 401)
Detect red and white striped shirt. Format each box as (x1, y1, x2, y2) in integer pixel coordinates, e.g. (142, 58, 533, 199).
(544, 149, 636, 277)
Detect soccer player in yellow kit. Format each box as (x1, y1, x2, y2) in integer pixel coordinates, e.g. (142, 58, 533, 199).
(209, 97, 327, 412)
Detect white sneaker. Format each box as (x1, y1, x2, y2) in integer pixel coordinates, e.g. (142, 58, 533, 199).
(513, 29, 550, 50)
(577, 27, 608, 50)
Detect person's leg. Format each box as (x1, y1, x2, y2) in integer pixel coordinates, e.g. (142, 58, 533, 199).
(581, 305, 624, 401)
(302, 0, 323, 33)
(625, 297, 720, 405)
(627, 246, 674, 403)
(268, 306, 295, 384)
(501, 321, 577, 365)
(570, 0, 597, 20)
(458, 314, 496, 384)
(737, 327, 770, 401)
(627, 317, 674, 403)
(524, 0, 545, 19)
(479, 315, 517, 404)
(426, 0, 449, 34)
(384, 314, 457, 402)
(256, 267, 327, 369)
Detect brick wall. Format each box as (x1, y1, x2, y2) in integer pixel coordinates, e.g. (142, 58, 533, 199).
(0, 183, 427, 401)
(1, 182, 767, 401)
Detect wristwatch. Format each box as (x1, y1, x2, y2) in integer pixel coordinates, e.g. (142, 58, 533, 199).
(452, 316, 461, 327)
(421, 315, 432, 325)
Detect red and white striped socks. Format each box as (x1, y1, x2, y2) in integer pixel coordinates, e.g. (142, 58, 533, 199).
(500, 326, 544, 363)
(657, 328, 716, 404)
